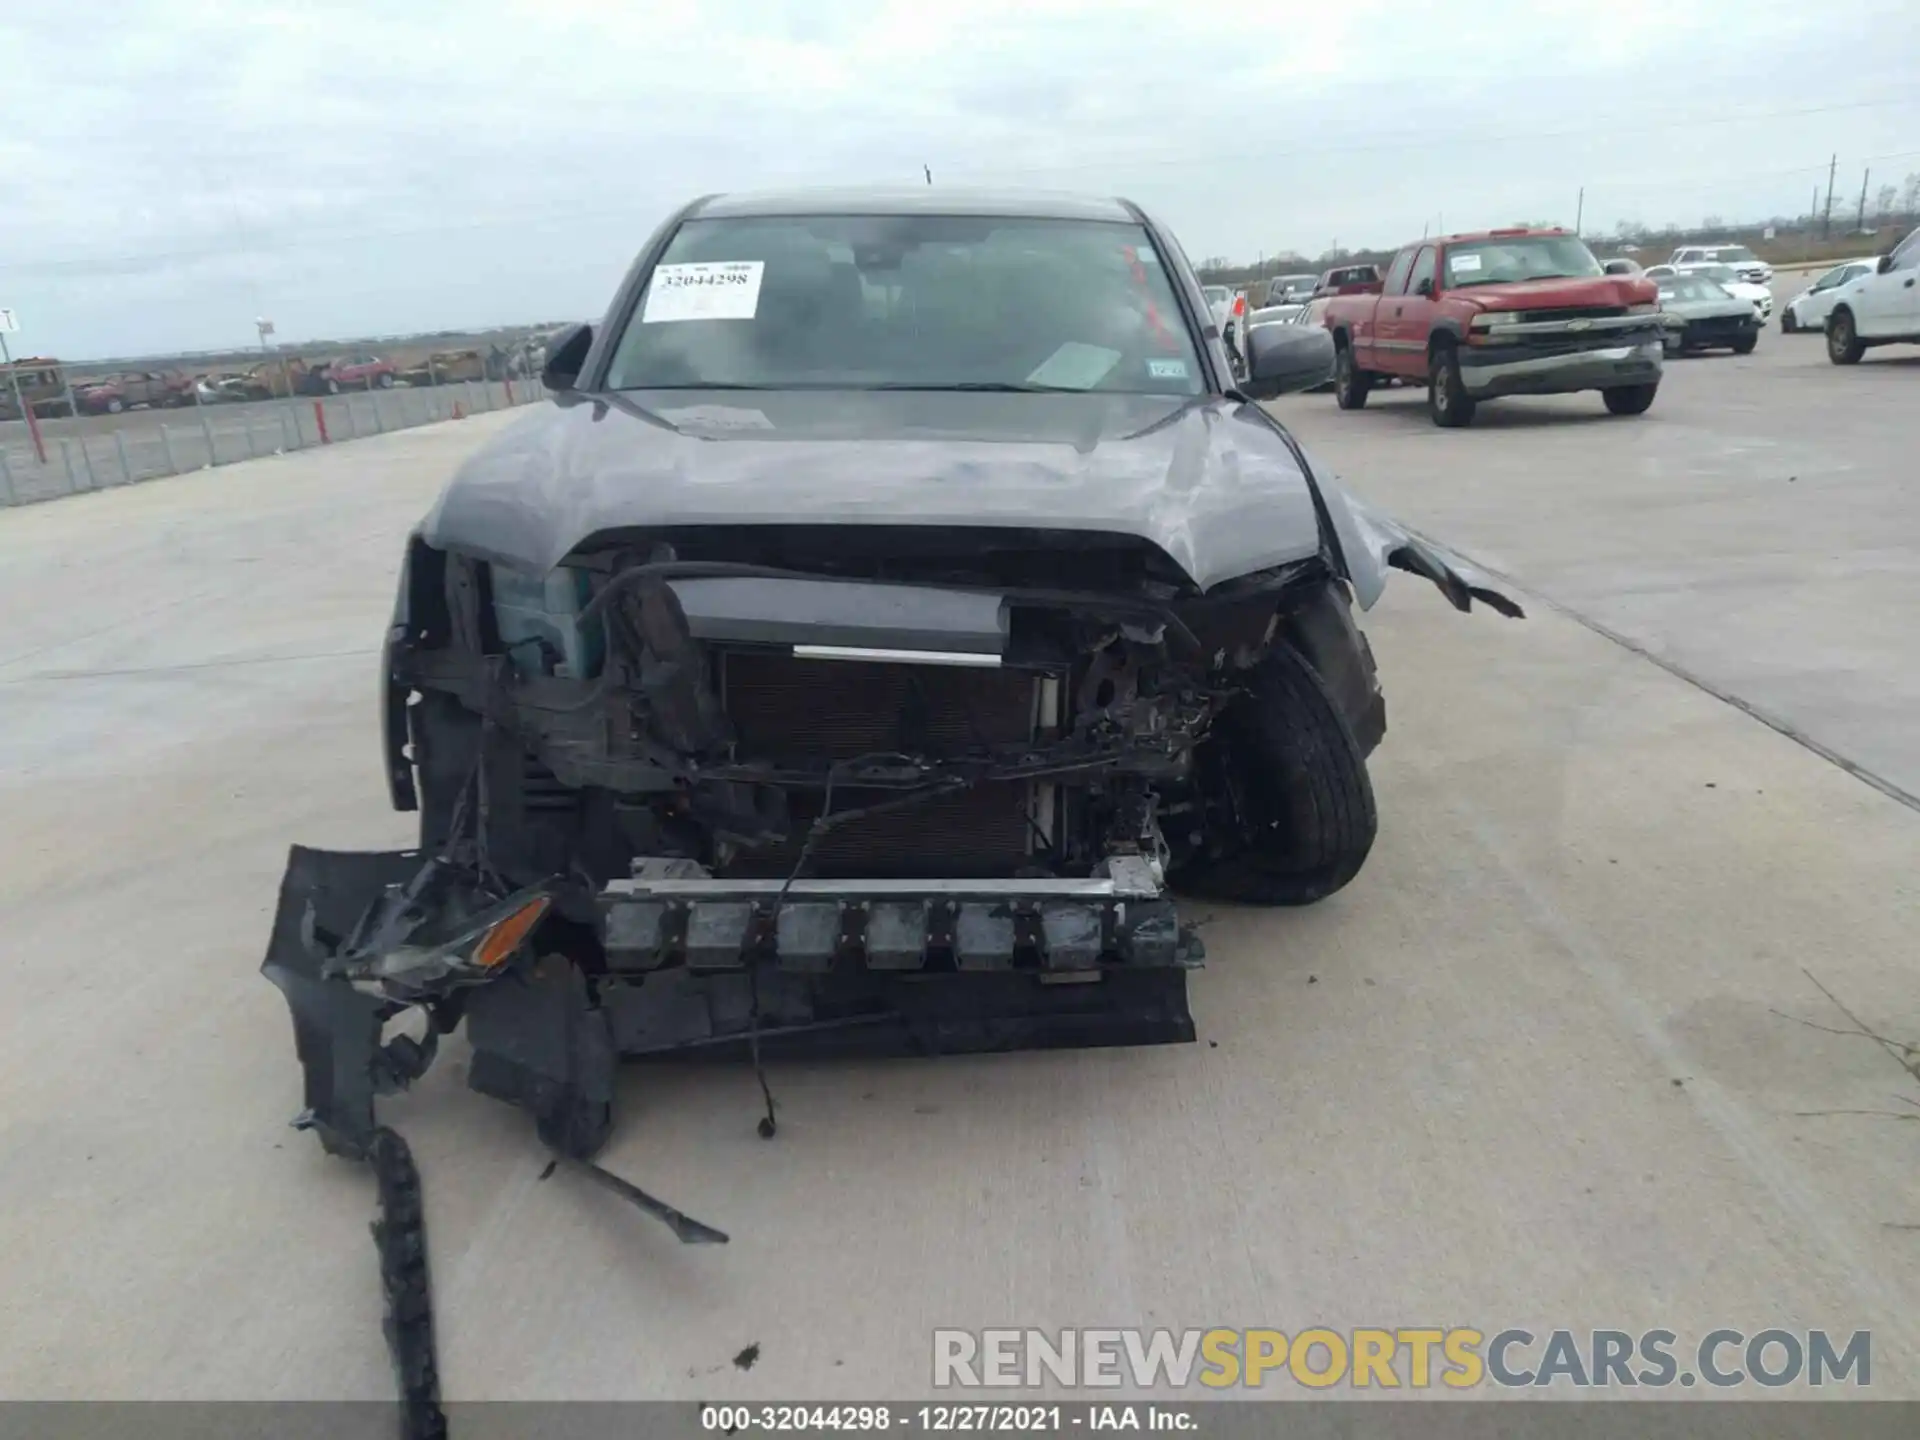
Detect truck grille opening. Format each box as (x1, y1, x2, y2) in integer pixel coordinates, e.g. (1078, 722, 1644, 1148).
(1509, 305, 1628, 324)
(718, 651, 1042, 878)
(720, 651, 1035, 763)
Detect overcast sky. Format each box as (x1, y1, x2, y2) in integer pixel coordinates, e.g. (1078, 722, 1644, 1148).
(3, 0, 1918, 358)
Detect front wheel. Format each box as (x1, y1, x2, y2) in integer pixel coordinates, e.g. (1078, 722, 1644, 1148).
(1781, 309, 1799, 334)
(105, 397, 125, 414)
(1731, 333, 1757, 355)
(1427, 344, 1476, 427)
(376, 372, 395, 389)
(1827, 310, 1865, 365)
(1333, 342, 1371, 409)
(1603, 383, 1658, 416)
(1174, 645, 1378, 907)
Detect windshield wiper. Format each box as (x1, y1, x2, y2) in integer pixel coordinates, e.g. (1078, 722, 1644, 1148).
(860, 381, 1095, 394)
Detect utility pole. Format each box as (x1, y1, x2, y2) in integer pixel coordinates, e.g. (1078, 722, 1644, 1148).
(1856, 168, 1870, 233)
(1811, 186, 1820, 231)
(923, 164, 932, 186)
(1822, 153, 1837, 238)
(1575, 187, 1584, 236)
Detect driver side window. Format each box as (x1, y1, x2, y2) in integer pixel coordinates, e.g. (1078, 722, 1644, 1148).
(1382, 248, 1417, 296)
(1890, 227, 1920, 272)
(1407, 246, 1437, 297)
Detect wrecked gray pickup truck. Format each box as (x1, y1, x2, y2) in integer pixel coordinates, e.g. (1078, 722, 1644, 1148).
(264, 186, 1518, 1429)
(267, 186, 1520, 1161)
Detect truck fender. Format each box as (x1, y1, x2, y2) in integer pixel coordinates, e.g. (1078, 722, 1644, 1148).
(1293, 442, 1523, 619)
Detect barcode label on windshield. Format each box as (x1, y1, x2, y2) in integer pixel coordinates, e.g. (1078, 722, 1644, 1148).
(641, 261, 766, 323)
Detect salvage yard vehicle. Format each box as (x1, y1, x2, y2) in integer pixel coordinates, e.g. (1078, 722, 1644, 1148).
(1264, 273, 1319, 306)
(1667, 242, 1772, 285)
(1322, 226, 1666, 426)
(1825, 224, 1920, 364)
(0, 357, 73, 418)
(1780, 258, 1875, 333)
(1653, 272, 1761, 355)
(261, 188, 1518, 1417)
(1671, 261, 1773, 322)
(1314, 263, 1383, 297)
(396, 349, 486, 386)
(302, 354, 397, 393)
(74, 369, 193, 413)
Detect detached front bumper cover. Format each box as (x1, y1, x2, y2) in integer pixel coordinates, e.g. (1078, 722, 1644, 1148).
(263, 847, 1202, 1160)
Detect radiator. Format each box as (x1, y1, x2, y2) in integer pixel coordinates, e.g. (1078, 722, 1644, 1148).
(719, 651, 1041, 877)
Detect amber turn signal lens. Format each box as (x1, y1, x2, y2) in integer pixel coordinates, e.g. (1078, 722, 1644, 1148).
(472, 895, 551, 970)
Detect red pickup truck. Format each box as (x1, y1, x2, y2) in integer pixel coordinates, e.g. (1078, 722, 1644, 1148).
(1322, 227, 1665, 427)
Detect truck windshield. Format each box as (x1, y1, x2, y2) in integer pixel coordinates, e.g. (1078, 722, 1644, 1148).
(606, 214, 1205, 396)
(1442, 236, 1604, 288)
(1660, 276, 1727, 302)
(1709, 247, 1758, 263)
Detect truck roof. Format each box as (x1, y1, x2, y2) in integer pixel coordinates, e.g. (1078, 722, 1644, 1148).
(692, 187, 1138, 223)
(1424, 226, 1574, 247)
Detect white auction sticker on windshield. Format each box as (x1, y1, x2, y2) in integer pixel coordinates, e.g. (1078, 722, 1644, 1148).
(641, 261, 765, 323)
(1450, 253, 1483, 273)
(1027, 342, 1121, 390)
(1147, 358, 1188, 379)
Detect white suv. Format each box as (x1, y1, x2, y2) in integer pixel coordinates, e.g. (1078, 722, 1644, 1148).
(1825, 225, 1920, 363)
(1668, 243, 1773, 285)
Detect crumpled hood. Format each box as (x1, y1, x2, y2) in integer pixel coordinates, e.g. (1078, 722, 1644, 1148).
(1453, 276, 1653, 312)
(422, 389, 1330, 592)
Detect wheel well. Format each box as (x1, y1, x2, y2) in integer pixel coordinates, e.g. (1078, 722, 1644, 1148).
(1428, 330, 1458, 357)
(1829, 304, 1853, 324)
(1331, 328, 1351, 351)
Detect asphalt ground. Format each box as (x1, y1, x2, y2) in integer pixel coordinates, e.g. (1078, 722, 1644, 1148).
(1, 337, 1915, 1406)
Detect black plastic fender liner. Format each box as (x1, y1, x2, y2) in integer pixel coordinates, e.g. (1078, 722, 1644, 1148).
(261, 846, 429, 1158)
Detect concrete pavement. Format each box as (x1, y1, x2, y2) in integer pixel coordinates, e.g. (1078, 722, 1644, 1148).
(1, 383, 1916, 1402)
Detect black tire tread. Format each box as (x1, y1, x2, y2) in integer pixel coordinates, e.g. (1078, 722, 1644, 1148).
(1178, 645, 1378, 907)
(1603, 383, 1658, 415)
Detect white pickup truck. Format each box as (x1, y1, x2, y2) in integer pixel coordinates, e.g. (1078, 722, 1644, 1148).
(1824, 225, 1920, 363)
(1667, 242, 1773, 285)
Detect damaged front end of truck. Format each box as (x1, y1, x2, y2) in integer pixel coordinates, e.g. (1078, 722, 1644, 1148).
(266, 501, 1517, 1164)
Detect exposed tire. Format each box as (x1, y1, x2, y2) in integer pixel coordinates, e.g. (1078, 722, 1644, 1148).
(1176, 644, 1378, 907)
(105, 397, 125, 414)
(1603, 383, 1658, 416)
(377, 372, 395, 389)
(1731, 333, 1757, 355)
(1781, 309, 1798, 334)
(1333, 339, 1370, 410)
(1427, 341, 1476, 427)
(1827, 309, 1865, 365)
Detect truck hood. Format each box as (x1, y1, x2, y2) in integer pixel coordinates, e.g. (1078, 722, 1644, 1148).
(422, 388, 1333, 592)
(1451, 276, 1650, 312)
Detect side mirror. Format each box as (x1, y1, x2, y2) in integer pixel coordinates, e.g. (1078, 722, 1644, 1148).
(1415, 277, 1435, 298)
(1878, 253, 1895, 275)
(1240, 323, 1334, 400)
(542, 322, 593, 393)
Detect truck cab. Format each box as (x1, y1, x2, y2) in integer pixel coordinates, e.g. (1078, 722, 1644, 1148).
(1321, 227, 1666, 427)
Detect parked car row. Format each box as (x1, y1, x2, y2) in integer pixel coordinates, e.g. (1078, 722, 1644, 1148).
(5, 337, 556, 420)
(1774, 228, 1920, 363)
(1268, 221, 1920, 428)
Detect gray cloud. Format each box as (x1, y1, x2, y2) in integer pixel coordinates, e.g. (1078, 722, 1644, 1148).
(2, 0, 1916, 357)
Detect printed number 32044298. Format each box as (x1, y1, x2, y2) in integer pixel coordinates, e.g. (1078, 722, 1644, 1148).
(643, 261, 766, 322)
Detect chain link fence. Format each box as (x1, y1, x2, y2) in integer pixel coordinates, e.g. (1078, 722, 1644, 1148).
(0, 372, 544, 508)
